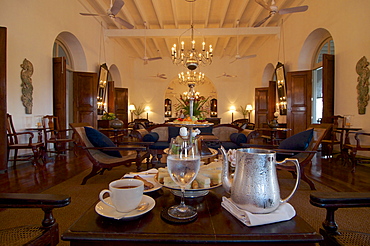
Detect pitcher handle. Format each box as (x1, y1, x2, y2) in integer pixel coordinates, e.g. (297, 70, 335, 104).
(276, 158, 301, 204)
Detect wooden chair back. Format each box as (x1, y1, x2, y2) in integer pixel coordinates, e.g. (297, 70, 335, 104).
(6, 113, 19, 145)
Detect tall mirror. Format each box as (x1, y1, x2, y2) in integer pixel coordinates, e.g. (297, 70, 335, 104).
(210, 98, 217, 117)
(97, 63, 108, 115)
(275, 62, 287, 115)
(164, 98, 172, 117)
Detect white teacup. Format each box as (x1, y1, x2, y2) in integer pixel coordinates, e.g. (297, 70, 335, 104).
(99, 179, 144, 213)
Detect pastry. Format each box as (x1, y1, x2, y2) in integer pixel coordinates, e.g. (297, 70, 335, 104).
(134, 175, 154, 190)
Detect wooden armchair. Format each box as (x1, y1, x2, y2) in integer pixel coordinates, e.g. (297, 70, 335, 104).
(6, 113, 45, 167)
(310, 192, 370, 246)
(231, 119, 249, 129)
(42, 115, 76, 157)
(342, 132, 370, 172)
(242, 123, 332, 190)
(0, 193, 70, 246)
(70, 123, 151, 185)
(320, 115, 345, 158)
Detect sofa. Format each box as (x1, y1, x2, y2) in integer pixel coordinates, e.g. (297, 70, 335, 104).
(131, 123, 259, 165)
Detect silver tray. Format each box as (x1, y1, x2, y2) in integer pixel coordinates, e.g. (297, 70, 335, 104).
(163, 183, 222, 198)
(166, 122, 214, 127)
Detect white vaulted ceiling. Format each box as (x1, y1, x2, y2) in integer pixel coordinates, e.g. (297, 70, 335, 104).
(78, 0, 307, 61)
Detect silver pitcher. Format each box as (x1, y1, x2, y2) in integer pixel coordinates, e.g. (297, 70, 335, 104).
(220, 147, 300, 214)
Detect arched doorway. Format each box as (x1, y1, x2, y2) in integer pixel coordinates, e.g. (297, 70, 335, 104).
(164, 76, 217, 119)
(53, 32, 88, 128)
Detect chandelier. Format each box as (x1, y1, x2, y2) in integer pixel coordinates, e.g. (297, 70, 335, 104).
(171, 25, 212, 70)
(178, 70, 205, 85)
(171, 1, 212, 70)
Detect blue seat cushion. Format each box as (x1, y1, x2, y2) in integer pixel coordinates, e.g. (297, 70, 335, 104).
(149, 141, 169, 150)
(278, 128, 314, 150)
(143, 132, 159, 142)
(277, 128, 314, 161)
(200, 126, 213, 135)
(84, 127, 122, 158)
(230, 133, 247, 145)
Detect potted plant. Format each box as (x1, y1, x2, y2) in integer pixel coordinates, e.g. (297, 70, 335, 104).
(133, 104, 145, 119)
(237, 105, 248, 119)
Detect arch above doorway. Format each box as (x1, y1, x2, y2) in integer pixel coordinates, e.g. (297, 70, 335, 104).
(55, 32, 87, 71)
(298, 28, 332, 70)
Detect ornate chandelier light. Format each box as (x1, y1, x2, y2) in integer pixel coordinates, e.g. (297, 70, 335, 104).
(170, 1, 212, 70)
(178, 70, 205, 85)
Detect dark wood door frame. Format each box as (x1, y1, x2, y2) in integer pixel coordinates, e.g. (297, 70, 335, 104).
(0, 27, 7, 172)
(53, 57, 67, 130)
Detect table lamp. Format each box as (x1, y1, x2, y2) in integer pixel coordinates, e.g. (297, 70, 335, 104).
(145, 106, 150, 120)
(246, 104, 253, 122)
(129, 104, 136, 122)
(230, 106, 236, 123)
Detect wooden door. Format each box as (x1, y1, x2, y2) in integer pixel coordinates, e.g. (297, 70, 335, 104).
(255, 87, 269, 128)
(287, 70, 312, 136)
(114, 88, 128, 126)
(255, 81, 276, 128)
(52, 57, 67, 130)
(73, 72, 97, 128)
(0, 27, 7, 172)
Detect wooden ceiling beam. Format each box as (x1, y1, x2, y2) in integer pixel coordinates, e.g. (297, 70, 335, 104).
(105, 26, 279, 38)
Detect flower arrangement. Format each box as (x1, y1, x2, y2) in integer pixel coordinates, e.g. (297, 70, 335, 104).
(101, 112, 116, 120)
(175, 94, 210, 118)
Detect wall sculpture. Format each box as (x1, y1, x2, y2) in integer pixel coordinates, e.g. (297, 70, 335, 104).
(356, 56, 370, 114)
(20, 58, 33, 114)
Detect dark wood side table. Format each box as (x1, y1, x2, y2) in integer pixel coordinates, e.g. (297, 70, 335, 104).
(62, 187, 322, 246)
(336, 127, 362, 145)
(98, 128, 132, 145)
(257, 128, 291, 145)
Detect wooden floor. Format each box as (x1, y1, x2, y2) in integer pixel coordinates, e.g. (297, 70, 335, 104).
(1, 150, 370, 194)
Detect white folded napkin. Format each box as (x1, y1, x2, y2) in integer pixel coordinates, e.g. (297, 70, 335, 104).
(221, 196, 296, 227)
(122, 168, 158, 178)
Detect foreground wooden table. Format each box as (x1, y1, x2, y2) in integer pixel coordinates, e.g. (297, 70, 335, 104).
(62, 187, 322, 246)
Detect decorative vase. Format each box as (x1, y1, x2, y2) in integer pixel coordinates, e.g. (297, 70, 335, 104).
(110, 118, 124, 129)
(268, 118, 279, 128)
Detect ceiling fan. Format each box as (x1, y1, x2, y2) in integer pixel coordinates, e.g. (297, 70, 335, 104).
(254, 0, 308, 27)
(80, 0, 134, 29)
(230, 20, 257, 64)
(217, 73, 237, 78)
(141, 22, 162, 65)
(150, 73, 167, 79)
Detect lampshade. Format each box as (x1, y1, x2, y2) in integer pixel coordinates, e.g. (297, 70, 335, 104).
(145, 106, 150, 112)
(128, 104, 136, 111)
(246, 104, 253, 111)
(230, 106, 236, 112)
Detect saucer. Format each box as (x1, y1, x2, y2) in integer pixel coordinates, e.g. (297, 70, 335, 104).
(95, 195, 155, 220)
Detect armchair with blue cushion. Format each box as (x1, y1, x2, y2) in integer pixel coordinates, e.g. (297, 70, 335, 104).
(131, 124, 260, 166)
(70, 123, 152, 185)
(206, 124, 259, 150)
(242, 123, 332, 190)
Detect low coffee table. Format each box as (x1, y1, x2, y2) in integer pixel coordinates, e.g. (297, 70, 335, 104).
(62, 187, 322, 245)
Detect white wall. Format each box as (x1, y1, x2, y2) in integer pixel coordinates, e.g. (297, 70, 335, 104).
(2, 0, 370, 153)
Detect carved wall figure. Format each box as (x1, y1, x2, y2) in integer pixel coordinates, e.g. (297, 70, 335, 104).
(356, 56, 370, 114)
(20, 58, 33, 114)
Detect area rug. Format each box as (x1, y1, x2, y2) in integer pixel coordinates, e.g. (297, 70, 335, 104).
(0, 166, 369, 246)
